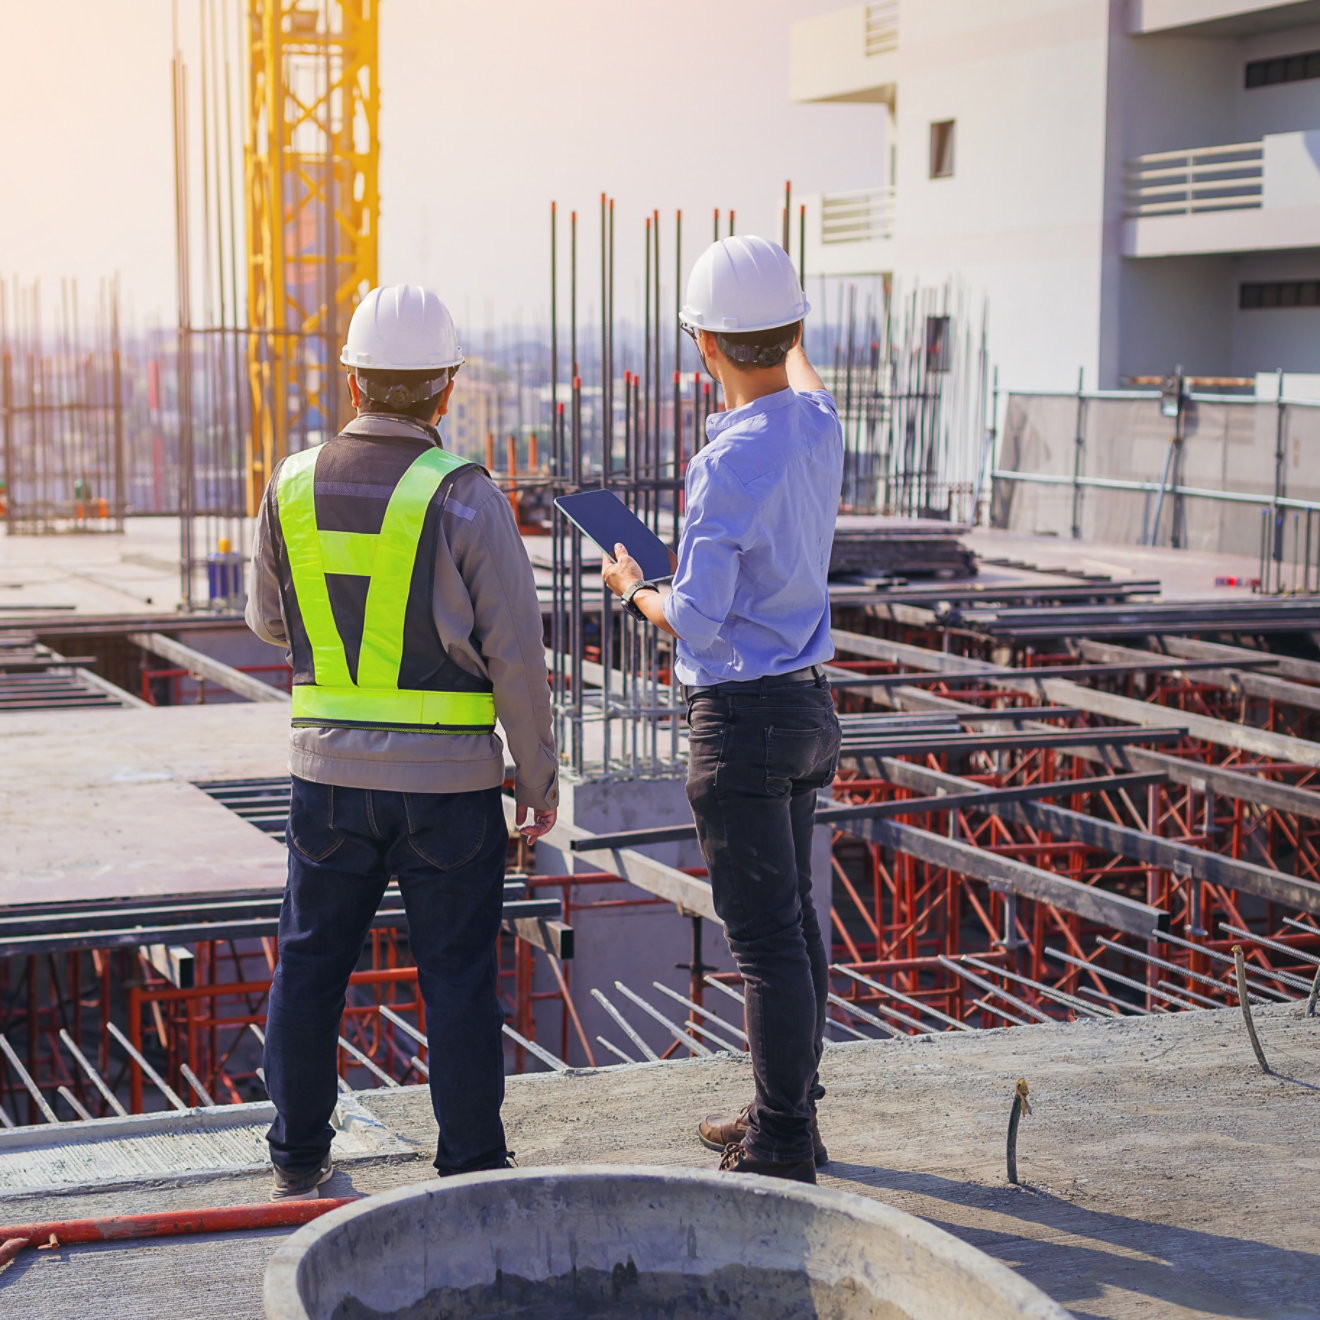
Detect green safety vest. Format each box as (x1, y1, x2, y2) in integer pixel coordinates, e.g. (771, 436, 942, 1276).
(276, 444, 497, 733)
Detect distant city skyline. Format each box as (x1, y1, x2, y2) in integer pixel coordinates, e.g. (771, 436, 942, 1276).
(1, 0, 879, 337)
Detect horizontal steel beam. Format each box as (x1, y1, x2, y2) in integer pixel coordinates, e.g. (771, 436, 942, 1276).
(1074, 637, 1320, 716)
(875, 683, 1320, 821)
(875, 756, 1320, 917)
(0, 897, 563, 958)
(500, 795, 718, 922)
(829, 656, 1277, 688)
(129, 632, 290, 704)
(841, 727, 1183, 756)
(839, 815, 1167, 939)
(570, 772, 1164, 852)
(1156, 634, 1320, 687)
(830, 628, 1320, 768)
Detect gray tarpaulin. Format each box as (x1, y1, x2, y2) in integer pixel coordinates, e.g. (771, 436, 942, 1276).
(992, 392, 1320, 559)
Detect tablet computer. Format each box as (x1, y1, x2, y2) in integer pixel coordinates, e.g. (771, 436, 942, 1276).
(553, 489, 675, 581)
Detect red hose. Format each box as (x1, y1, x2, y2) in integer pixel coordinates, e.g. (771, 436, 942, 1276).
(0, 1197, 356, 1268)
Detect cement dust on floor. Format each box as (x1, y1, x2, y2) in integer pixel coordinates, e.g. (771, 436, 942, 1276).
(1, 1004, 1316, 1320)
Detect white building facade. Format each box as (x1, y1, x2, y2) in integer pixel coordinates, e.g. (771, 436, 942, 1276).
(791, 0, 1320, 393)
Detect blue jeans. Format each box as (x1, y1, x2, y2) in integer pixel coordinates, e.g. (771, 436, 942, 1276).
(264, 776, 510, 1175)
(684, 678, 841, 1163)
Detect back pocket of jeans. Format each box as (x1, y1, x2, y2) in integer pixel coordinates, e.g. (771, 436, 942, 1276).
(403, 791, 490, 870)
(287, 780, 345, 862)
(765, 723, 835, 794)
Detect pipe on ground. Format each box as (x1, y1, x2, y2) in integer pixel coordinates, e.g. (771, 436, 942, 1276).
(0, 1198, 355, 1269)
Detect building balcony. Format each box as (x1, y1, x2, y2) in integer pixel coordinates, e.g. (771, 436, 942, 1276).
(1122, 131, 1320, 257)
(1128, 0, 1320, 37)
(799, 186, 896, 279)
(790, 1, 898, 106)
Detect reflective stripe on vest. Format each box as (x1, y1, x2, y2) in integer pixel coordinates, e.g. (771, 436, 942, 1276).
(276, 444, 496, 733)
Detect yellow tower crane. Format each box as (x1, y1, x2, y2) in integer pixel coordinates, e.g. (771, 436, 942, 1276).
(244, 0, 378, 512)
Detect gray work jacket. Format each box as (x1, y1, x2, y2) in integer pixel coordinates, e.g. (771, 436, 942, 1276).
(245, 413, 558, 811)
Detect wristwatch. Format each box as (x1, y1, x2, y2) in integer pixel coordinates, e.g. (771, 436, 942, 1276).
(620, 579, 661, 621)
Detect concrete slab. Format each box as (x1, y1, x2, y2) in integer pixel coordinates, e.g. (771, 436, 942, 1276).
(0, 519, 191, 616)
(0, 1003, 1315, 1319)
(0, 703, 290, 903)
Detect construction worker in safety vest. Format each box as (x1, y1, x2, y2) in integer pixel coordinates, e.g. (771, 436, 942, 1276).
(247, 285, 558, 1200)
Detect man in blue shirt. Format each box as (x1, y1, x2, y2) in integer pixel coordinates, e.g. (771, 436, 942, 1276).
(603, 236, 843, 1184)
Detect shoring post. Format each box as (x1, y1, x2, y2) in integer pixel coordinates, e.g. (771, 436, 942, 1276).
(127, 985, 144, 1114)
(1272, 366, 1286, 592)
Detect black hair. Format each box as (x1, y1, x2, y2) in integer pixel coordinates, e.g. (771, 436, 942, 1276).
(713, 320, 801, 369)
(354, 367, 452, 422)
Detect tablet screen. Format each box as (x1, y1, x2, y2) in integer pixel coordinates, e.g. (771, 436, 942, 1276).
(554, 490, 674, 581)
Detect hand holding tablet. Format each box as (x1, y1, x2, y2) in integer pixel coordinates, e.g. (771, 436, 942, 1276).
(554, 489, 676, 581)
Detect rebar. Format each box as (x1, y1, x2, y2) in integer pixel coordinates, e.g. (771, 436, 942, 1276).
(1006, 1078, 1031, 1185)
(1232, 945, 1271, 1074)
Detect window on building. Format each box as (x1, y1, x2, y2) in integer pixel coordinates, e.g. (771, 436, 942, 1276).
(1244, 49, 1320, 88)
(925, 315, 951, 371)
(929, 120, 955, 179)
(1240, 281, 1320, 309)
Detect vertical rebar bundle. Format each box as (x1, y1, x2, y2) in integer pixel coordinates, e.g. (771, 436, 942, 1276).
(0, 279, 128, 535)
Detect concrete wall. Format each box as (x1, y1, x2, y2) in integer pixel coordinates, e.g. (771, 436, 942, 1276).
(1232, 249, 1320, 373)
(790, 3, 898, 104)
(863, 0, 1115, 391)
(1116, 254, 1236, 379)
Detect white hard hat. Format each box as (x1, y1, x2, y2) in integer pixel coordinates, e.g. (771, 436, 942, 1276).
(340, 285, 465, 371)
(681, 236, 810, 333)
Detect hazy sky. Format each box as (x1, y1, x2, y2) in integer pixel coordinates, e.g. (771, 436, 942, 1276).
(0, 0, 880, 335)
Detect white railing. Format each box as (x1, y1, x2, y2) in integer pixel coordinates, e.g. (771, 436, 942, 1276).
(865, 1, 899, 56)
(1124, 141, 1264, 218)
(822, 186, 896, 244)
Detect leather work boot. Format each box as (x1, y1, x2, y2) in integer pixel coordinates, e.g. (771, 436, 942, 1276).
(718, 1141, 816, 1185)
(699, 1103, 829, 1167)
(270, 1152, 333, 1201)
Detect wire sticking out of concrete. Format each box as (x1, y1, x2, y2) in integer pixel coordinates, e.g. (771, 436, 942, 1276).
(1006, 1078, 1031, 1186)
(1307, 962, 1319, 1019)
(1232, 946, 1271, 1074)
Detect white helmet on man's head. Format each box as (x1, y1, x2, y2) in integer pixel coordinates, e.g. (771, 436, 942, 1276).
(341, 285, 465, 372)
(681, 236, 809, 334)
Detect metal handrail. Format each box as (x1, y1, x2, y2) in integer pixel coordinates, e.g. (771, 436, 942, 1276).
(991, 468, 1320, 514)
(822, 184, 896, 243)
(1124, 140, 1263, 218)
(865, 0, 899, 56)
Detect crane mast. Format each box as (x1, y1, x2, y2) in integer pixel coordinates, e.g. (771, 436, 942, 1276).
(244, 0, 378, 512)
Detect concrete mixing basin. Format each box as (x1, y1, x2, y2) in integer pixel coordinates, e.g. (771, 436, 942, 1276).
(264, 1165, 1071, 1320)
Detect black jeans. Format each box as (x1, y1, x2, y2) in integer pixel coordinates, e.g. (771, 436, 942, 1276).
(685, 678, 841, 1163)
(265, 776, 510, 1176)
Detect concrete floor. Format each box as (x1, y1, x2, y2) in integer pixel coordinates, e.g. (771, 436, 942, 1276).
(1, 1003, 1316, 1320)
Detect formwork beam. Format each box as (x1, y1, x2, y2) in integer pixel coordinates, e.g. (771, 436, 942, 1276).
(833, 815, 1167, 939)
(872, 754, 1320, 915)
(829, 629, 1320, 767)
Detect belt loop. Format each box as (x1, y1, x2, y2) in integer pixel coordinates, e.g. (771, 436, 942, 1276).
(757, 674, 768, 699)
